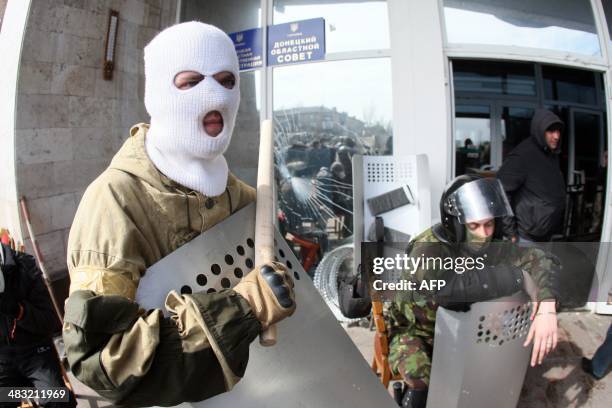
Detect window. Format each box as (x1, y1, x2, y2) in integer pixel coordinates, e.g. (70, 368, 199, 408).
(274, 58, 392, 257)
(543, 65, 597, 105)
(183, 0, 394, 266)
(501, 106, 534, 159)
(453, 60, 536, 96)
(454, 104, 492, 175)
(273, 0, 389, 53)
(574, 111, 604, 184)
(443, 0, 601, 56)
(181, 0, 261, 33)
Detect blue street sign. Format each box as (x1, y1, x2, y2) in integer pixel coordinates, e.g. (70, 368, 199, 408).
(229, 27, 263, 71)
(268, 18, 325, 66)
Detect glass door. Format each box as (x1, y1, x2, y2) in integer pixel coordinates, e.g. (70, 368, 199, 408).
(454, 101, 538, 176)
(454, 102, 493, 176)
(569, 109, 605, 186)
(566, 108, 606, 237)
(498, 104, 536, 164)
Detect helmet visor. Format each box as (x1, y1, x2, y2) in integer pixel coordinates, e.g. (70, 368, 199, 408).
(444, 178, 513, 223)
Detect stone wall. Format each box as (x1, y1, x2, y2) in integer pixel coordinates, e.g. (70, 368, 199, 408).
(15, 0, 177, 278)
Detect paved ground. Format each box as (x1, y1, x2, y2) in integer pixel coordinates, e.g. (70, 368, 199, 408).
(517, 312, 611, 408)
(343, 311, 612, 407)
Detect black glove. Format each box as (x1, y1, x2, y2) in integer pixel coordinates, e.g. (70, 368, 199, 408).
(436, 263, 524, 311)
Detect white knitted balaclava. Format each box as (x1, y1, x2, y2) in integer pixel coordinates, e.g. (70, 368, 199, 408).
(144, 22, 240, 196)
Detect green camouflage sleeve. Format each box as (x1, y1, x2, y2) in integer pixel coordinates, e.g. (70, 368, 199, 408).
(390, 239, 442, 330)
(63, 289, 261, 407)
(514, 247, 556, 301)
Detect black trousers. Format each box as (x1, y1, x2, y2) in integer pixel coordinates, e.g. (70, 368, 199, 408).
(0, 343, 76, 407)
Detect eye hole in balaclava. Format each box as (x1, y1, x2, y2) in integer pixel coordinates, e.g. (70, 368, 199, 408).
(174, 71, 236, 90)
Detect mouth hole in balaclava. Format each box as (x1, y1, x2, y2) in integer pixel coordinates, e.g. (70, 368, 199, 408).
(174, 71, 236, 90)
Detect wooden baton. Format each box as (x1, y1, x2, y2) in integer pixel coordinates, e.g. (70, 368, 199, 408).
(256, 119, 277, 346)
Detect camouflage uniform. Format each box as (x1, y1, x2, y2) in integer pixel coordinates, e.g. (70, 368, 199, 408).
(387, 227, 555, 390)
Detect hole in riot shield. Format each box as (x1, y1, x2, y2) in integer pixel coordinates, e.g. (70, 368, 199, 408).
(236, 245, 245, 255)
(294, 271, 300, 280)
(245, 258, 254, 268)
(475, 304, 533, 346)
(247, 238, 254, 248)
(211, 264, 221, 275)
(197, 274, 207, 286)
(181, 285, 192, 294)
(225, 255, 234, 265)
(234, 268, 243, 278)
(221, 278, 231, 288)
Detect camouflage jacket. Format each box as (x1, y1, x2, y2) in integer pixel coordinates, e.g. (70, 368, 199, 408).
(387, 226, 556, 340)
(63, 124, 259, 406)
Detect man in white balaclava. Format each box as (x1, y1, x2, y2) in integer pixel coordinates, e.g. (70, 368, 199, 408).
(63, 22, 295, 407)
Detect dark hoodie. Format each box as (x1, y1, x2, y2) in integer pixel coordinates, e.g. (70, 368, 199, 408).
(497, 109, 566, 241)
(0, 244, 61, 347)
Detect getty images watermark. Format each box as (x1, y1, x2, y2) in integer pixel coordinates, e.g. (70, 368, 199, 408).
(360, 241, 610, 304)
(370, 252, 487, 292)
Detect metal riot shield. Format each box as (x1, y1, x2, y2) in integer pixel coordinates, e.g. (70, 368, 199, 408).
(427, 292, 532, 408)
(136, 202, 396, 408)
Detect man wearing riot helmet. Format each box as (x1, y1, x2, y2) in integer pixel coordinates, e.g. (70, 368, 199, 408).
(387, 175, 558, 408)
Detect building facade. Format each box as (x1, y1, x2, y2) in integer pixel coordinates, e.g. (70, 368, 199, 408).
(1, 0, 610, 312)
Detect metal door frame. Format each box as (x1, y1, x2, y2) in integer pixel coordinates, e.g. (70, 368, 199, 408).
(567, 107, 605, 186)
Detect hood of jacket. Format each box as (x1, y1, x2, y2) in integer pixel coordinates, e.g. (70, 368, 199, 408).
(530, 109, 564, 154)
(109, 123, 169, 191)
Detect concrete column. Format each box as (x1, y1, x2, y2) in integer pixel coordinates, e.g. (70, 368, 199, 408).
(387, 0, 450, 221)
(0, 0, 8, 30)
(0, 0, 32, 245)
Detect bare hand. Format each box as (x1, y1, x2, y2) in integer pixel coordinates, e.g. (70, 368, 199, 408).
(523, 301, 557, 366)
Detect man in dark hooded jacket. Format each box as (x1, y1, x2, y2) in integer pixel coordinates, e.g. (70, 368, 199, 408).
(497, 109, 566, 242)
(1, 243, 76, 407)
